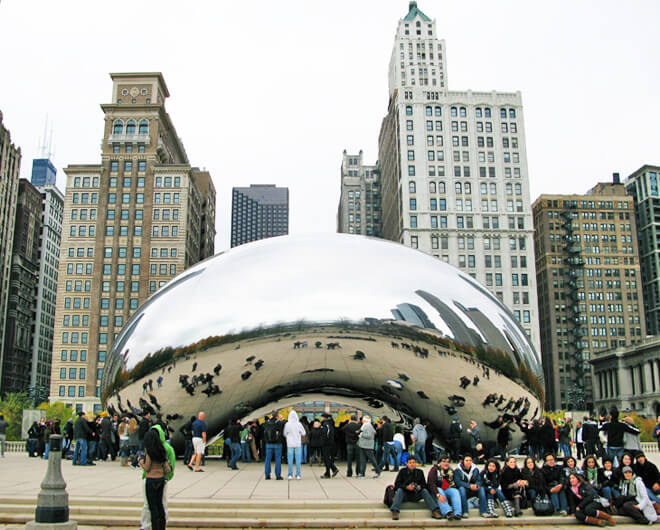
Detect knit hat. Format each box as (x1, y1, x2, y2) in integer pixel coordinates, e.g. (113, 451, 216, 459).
(622, 466, 633, 474)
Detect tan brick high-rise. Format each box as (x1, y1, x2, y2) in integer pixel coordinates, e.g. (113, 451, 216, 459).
(532, 176, 645, 411)
(49, 73, 216, 412)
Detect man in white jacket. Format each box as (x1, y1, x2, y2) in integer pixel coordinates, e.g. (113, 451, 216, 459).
(356, 416, 381, 478)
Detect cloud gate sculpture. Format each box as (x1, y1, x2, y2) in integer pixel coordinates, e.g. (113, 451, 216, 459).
(102, 234, 544, 449)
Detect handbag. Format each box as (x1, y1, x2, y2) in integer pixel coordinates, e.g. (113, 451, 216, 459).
(532, 493, 554, 516)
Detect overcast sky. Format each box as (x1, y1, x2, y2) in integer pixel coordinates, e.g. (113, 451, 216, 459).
(1, 0, 659, 251)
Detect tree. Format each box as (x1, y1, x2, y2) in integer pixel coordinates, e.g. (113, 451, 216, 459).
(0, 392, 32, 441)
(37, 401, 75, 426)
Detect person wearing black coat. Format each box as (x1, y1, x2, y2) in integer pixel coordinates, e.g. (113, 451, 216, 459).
(308, 420, 323, 464)
(480, 459, 514, 517)
(633, 452, 660, 507)
(138, 413, 152, 450)
(342, 416, 360, 477)
(600, 406, 640, 466)
(501, 456, 525, 515)
(541, 453, 568, 514)
(72, 412, 93, 466)
(581, 418, 599, 456)
(320, 414, 338, 478)
(521, 456, 546, 503)
(565, 473, 615, 526)
(389, 456, 442, 520)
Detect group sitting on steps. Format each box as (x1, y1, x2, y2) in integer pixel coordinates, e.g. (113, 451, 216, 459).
(384, 451, 660, 525)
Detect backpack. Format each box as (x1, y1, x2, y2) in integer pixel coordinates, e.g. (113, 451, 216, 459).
(383, 484, 395, 507)
(264, 421, 282, 444)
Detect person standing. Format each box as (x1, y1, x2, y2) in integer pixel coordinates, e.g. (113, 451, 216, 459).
(138, 412, 152, 452)
(27, 421, 39, 457)
(73, 411, 92, 466)
(224, 418, 242, 470)
(411, 418, 428, 465)
(187, 412, 206, 472)
(466, 420, 481, 459)
(654, 417, 660, 453)
(600, 406, 640, 466)
(574, 420, 584, 460)
(100, 414, 116, 461)
(139, 425, 175, 530)
(356, 416, 381, 478)
(283, 410, 306, 479)
(320, 413, 339, 479)
(557, 418, 572, 459)
(378, 416, 396, 472)
(448, 417, 462, 462)
(342, 415, 360, 477)
(263, 413, 284, 480)
(179, 416, 195, 466)
(582, 416, 598, 457)
(622, 415, 642, 454)
(0, 414, 8, 457)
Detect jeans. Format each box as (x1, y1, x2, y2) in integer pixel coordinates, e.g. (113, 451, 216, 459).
(390, 487, 437, 513)
(73, 438, 88, 465)
(322, 445, 338, 476)
(229, 442, 241, 468)
(88, 440, 97, 461)
(183, 439, 193, 465)
(144, 477, 166, 529)
(380, 442, 399, 471)
(483, 486, 506, 502)
(302, 443, 307, 463)
(357, 447, 381, 476)
(414, 443, 426, 465)
(241, 441, 252, 462)
(287, 446, 302, 477)
(265, 443, 282, 478)
(560, 443, 571, 458)
(27, 438, 36, 456)
(436, 487, 461, 516)
(607, 446, 624, 467)
(458, 485, 487, 515)
(601, 486, 616, 499)
(646, 487, 660, 505)
(550, 489, 568, 512)
(528, 488, 537, 502)
(43, 443, 50, 460)
(346, 443, 357, 476)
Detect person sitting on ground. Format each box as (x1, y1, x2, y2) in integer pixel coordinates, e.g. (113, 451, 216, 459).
(426, 454, 462, 520)
(615, 465, 659, 525)
(633, 451, 660, 511)
(501, 455, 527, 516)
(521, 456, 546, 504)
(389, 456, 442, 520)
(454, 454, 487, 518)
(480, 458, 514, 518)
(599, 457, 620, 501)
(565, 472, 615, 527)
(613, 452, 635, 485)
(541, 452, 569, 515)
(562, 456, 582, 485)
(581, 454, 607, 499)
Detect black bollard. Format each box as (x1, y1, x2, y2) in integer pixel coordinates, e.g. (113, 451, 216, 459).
(26, 434, 78, 529)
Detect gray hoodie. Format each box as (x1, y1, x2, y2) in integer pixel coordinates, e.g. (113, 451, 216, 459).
(357, 420, 376, 449)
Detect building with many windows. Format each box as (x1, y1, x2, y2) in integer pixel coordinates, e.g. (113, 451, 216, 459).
(230, 184, 288, 248)
(1, 180, 42, 394)
(31, 158, 57, 187)
(532, 176, 645, 410)
(0, 110, 22, 392)
(375, 2, 539, 350)
(48, 73, 216, 412)
(337, 150, 381, 237)
(625, 165, 660, 335)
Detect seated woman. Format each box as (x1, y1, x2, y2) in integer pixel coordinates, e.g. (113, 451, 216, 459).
(616, 466, 659, 525)
(562, 456, 581, 485)
(521, 456, 546, 503)
(599, 457, 620, 502)
(480, 458, 514, 518)
(565, 472, 615, 527)
(501, 456, 526, 516)
(426, 454, 462, 520)
(633, 452, 660, 511)
(612, 452, 635, 485)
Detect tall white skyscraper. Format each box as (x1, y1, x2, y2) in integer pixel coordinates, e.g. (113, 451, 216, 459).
(377, 2, 540, 350)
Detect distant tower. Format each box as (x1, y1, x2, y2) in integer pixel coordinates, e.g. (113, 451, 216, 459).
(231, 185, 289, 247)
(31, 118, 57, 187)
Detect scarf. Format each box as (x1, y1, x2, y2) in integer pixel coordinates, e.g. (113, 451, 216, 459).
(585, 466, 598, 484)
(440, 467, 455, 488)
(621, 476, 638, 498)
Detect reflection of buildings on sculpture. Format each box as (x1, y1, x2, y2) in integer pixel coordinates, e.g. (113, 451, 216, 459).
(590, 336, 660, 417)
(391, 303, 436, 329)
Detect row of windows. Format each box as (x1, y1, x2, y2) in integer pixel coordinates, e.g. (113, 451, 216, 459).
(405, 106, 517, 120)
(60, 349, 92, 361)
(60, 367, 86, 380)
(106, 225, 145, 236)
(103, 263, 140, 275)
(109, 176, 146, 188)
(102, 281, 140, 293)
(108, 192, 144, 204)
(62, 314, 90, 327)
(58, 385, 85, 398)
(72, 177, 99, 188)
(110, 160, 147, 172)
(154, 192, 180, 204)
(152, 225, 179, 237)
(71, 193, 98, 204)
(70, 208, 97, 220)
(101, 298, 139, 311)
(155, 176, 181, 188)
(151, 247, 178, 258)
(102, 247, 142, 258)
(410, 180, 523, 196)
(61, 332, 89, 344)
(112, 119, 149, 135)
(106, 209, 144, 220)
(112, 144, 145, 154)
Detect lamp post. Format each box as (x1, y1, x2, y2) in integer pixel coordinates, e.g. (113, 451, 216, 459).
(26, 434, 77, 529)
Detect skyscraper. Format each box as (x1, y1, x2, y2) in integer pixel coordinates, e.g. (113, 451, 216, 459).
(31, 158, 57, 187)
(0, 110, 22, 386)
(337, 150, 382, 237)
(625, 165, 660, 335)
(1, 180, 42, 394)
(532, 177, 645, 410)
(230, 184, 289, 247)
(375, 2, 540, 350)
(49, 73, 216, 412)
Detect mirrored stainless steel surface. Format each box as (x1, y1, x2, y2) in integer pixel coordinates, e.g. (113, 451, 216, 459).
(103, 234, 544, 448)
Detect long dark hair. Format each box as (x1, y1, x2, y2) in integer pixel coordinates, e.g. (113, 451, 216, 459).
(143, 428, 166, 463)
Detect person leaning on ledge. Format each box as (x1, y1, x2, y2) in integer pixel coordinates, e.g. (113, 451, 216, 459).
(390, 455, 442, 520)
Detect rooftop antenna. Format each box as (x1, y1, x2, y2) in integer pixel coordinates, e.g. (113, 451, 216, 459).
(38, 115, 49, 159)
(48, 121, 54, 162)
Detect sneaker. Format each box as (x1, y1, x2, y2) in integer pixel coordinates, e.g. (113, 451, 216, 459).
(265, 475, 271, 480)
(452, 513, 462, 521)
(332, 469, 339, 477)
(296, 476, 301, 480)
(276, 476, 283, 480)
(481, 513, 491, 518)
(560, 510, 568, 516)
(320, 474, 330, 479)
(288, 475, 293, 480)
(432, 509, 442, 519)
(373, 473, 380, 478)
(391, 511, 400, 520)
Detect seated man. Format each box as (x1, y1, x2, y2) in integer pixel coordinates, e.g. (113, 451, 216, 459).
(427, 454, 462, 520)
(389, 456, 442, 520)
(454, 454, 487, 517)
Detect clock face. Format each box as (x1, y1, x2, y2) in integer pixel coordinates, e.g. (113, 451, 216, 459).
(130, 87, 139, 97)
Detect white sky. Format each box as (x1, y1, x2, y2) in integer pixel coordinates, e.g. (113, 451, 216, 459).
(1, 0, 659, 251)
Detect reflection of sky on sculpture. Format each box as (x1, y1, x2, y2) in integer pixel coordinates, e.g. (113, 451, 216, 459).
(113, 234, 541, 377)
